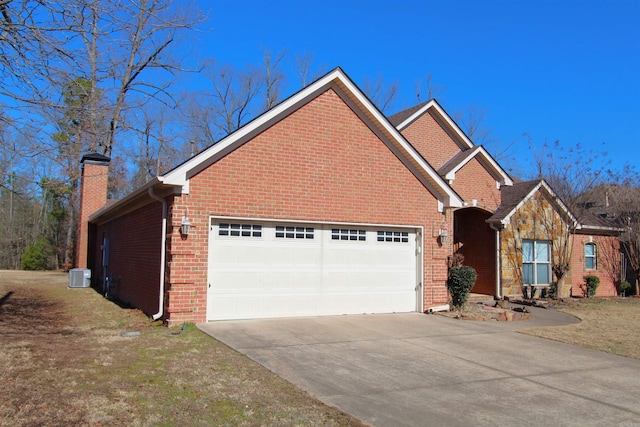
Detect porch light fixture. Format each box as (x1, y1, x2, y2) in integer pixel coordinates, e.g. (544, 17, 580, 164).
(438, 229, 449, 245)
(180, 215, 191, 236)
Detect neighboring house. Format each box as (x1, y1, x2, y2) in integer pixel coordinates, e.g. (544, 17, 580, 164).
(577, 183, 640, 289)
(76, 67, 621, 325)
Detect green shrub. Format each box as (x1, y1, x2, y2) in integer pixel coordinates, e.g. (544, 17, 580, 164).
(447, 266, 477, 309)
(582, 275, 600, 298)
(620, 280, 631, 296)
(22, 236, 54, 271)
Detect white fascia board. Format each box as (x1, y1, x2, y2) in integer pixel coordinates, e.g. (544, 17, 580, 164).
(444, 147, 481, 181)
(478, 146, 513, 186)
(396, 100, 474, 150)
(334, 76, 463, 208)
(88, 177, 178, 222)
(160, 69, 348, 190)
(500, 180, 578, 227)
(160, 68, 462, 208)
(500, 181, 543, 225)
(538, 180, 579, 227)
(444, 146, 513, 186)
(579, 224, 624, 233)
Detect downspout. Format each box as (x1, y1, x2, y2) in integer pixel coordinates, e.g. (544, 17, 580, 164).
(489, 223, 502, 299)
(148, 187, 167, 321)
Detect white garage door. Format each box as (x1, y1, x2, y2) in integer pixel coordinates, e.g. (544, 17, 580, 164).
(206, 219, 421, 321)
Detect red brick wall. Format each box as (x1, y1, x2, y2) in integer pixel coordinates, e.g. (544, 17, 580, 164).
(92, 202, 163, 316)
(399, 110, 462, 170)
(165, 88, 452, 324)
(570, 234, 620, 297)
(452, 157, 501, 211)
(77, 162, 109, 268)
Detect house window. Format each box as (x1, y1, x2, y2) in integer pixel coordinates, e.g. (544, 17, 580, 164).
(585, 243, 597, 270)
(377, 231, 409, 243)
(522, 240, 550, 285)
(332, 229, 366, 241)
(275, 225, 314, 239)
(219, 223, 262, 237)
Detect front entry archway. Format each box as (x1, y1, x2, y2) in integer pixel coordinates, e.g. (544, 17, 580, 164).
(453, 208, 496, 296)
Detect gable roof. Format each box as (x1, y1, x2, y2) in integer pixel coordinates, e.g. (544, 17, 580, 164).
(160, 67, 463, 209)
(486, 179, 621, 235)
(388, 101, 429, 127)
(487, 179, 578, 227)
(388, 99, 474, 150)
(390, 101, 512, 188)
(438, 145, 513, 186)
(92, 68, 465, 223)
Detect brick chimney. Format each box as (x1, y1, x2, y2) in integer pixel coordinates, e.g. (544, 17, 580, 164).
(76, 153, 110, 268)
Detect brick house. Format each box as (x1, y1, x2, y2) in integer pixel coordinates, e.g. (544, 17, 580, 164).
(78, 68, 620, 325)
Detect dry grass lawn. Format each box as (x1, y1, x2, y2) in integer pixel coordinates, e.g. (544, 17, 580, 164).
(521, 297, 640, 359)
(0, 271, 365, 427)
(3, 271, 639, 426)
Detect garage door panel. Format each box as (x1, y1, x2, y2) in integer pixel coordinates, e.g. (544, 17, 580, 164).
(207, 221, 418, 320)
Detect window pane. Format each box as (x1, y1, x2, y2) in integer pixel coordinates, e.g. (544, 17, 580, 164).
(585, 257, 595, 269)
(536, 263, 550, 284)
(585, 244, 595, 257)
(522, 241, 534, 262)
(536, 241, 550, 262)
(523, 263, 533, 284)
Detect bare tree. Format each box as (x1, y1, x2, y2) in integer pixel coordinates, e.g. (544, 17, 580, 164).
(0, 1, 75, 107)
(415, 73, 445, 102)
(66, 0, 206, 157)
(590, 179, 640, 295)
(128, 106, 182, 190)
(294, 52, 324, 88)
(261, 48, 287, 111)
(453, 104, 492, 144)
(1, 0, 206, 270)
(362, 74, 399, 113)
(529, 139, 614, 297)
(192, 62, 261, 139)
(531, 138, 610, 201)
(180, 91, 220, 150)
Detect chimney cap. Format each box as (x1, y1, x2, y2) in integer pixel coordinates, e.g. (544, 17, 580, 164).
(81, 152, 111, 165)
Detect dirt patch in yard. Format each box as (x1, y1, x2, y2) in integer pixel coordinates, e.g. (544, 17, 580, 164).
(0, 271, 366, 427)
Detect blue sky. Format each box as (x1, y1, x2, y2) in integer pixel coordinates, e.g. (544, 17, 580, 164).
(195, 0, 639, 177)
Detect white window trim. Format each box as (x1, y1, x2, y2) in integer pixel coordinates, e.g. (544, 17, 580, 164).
(585, 243, 597, 270)
(522, 239, 551, 286)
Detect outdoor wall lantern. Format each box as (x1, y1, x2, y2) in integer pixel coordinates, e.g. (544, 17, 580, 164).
(438, 228, 449, 245)
(180, 215, 191, 237)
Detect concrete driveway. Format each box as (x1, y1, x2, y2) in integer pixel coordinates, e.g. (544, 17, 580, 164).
(199, 308, 640, 426)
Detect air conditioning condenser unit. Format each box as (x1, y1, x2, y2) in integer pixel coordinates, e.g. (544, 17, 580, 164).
(69, 268, 91, 288)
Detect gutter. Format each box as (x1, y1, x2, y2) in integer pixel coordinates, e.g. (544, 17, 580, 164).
(148, 187, 168, 321)
(427, 304, 450, 313)
(489, 223, 502, 299)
